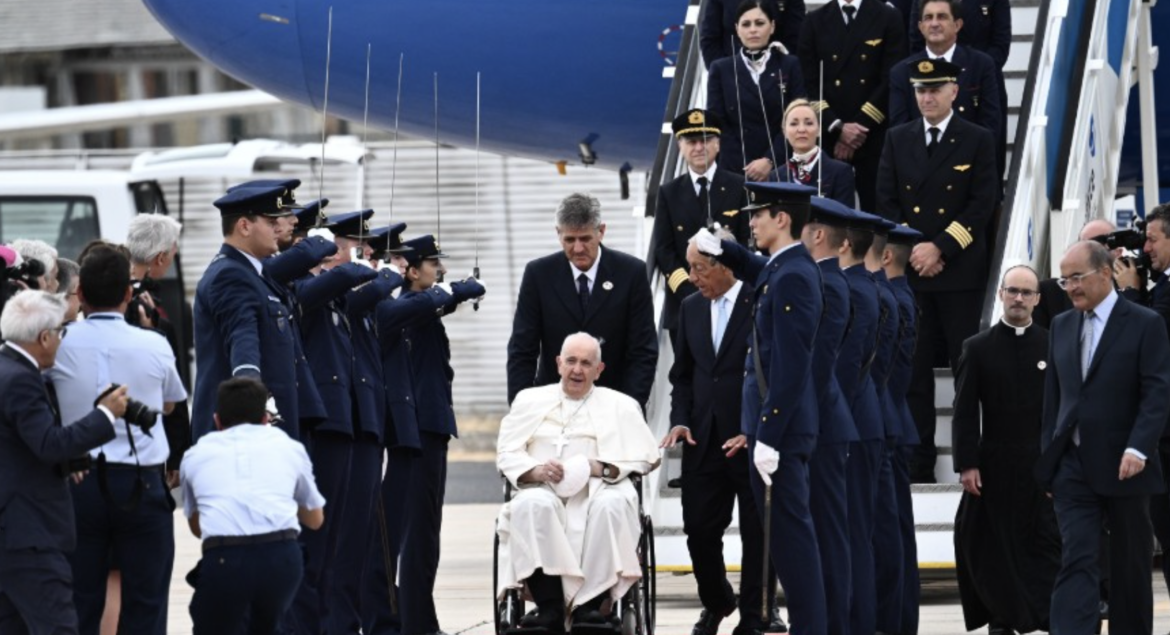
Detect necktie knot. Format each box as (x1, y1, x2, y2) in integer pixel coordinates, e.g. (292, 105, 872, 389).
(927, 126, 940, 156)
(843, 4, 856, 24)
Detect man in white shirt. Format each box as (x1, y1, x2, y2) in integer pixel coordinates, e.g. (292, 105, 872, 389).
(181, 377, 325, 635)
(48, 246, 187, 635)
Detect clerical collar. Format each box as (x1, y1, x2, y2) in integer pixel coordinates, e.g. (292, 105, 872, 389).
(1000, 317, 1032, 336)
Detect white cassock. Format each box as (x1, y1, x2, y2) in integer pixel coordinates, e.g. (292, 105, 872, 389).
(496, 384, 661, 608)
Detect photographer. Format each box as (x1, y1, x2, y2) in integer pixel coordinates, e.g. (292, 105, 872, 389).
(47, 246, 186, 635)
(0, 290, 127, 633)
(11, 238, 59, 292)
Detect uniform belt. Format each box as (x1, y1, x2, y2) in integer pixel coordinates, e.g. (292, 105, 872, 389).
(103, 462, 164, 471)
(202, 529, 298, 553)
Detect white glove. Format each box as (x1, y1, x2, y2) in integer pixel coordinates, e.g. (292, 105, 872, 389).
(435, 282, 453, 296)
(693, 228, 723, 256)
(378, 261, 401, 275)
(264, 396, 283, 426)
(754, 440, 780, 486)
(307, 227, 335, 242)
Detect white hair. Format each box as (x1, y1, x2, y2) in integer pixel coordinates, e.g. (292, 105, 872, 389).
(1, 290, 66, 343)
(11, 239, 57, 274)
(126, 214, 182, 263)
(560, 331, 603, 362)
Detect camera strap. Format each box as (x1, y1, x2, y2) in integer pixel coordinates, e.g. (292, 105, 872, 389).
(94, 418, 145, 513)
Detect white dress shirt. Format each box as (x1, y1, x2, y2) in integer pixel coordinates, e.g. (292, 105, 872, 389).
(690, 163, 718, 197)
(923, 109, 955, 146)
(711, 280, 744, 345)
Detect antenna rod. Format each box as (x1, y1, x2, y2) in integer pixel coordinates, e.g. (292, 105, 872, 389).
(817, 60, 825, 198)
(730, 36, 748, 182)
(357, 42, 371, 250)
(434, 72, 441, 248)
(472, 71, 482, 310)
(317, 6, 334, 215)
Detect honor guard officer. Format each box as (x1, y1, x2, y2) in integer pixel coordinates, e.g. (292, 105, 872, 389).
(832, 207, 884, 635)
(397, 235, 485, 635)
(695, 181, 828, 635)
(652, 108, 749, 336)
(881, 223, 925, 633)
(865, 218, 908, 635)
(365, 222, 407, 267)
(193, 184, 304, 441)
(286, 209, 380, 635)
(330, 214, 405, 635)
(799, 197, 861, 635)
(797, 0, 908, 212)
(875, 57, 997, 482)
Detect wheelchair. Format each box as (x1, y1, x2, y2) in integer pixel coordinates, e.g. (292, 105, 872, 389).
(493, 473, 656, 635)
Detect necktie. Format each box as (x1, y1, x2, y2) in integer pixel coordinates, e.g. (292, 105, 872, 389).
(1081, 310, 1095, 380)
(697, 176, 710, 225)
(927, 126, 940, 156)
(577, 273, 591, 313)
(714, 297, 729, 352)
(843, 4, 856, 26)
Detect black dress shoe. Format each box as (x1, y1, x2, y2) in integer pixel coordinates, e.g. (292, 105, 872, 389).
(691, 608, 727, 635)
(764, 606, 787, 633)
(988, 627, 1017, 635)
(520, 607, 567, 633)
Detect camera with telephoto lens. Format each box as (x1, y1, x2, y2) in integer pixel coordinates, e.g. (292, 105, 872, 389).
(1093, 222, 1152, 274)
(94, 383, 160, 433)
(125, 277, 162, 328)
(9, 257, 45, 290)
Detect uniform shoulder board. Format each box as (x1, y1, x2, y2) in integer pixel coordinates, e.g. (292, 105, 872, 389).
(722, 209, 740, 217)
(953, 164, 971, 172)
(267, 295, 283, 303)
(211, 254, 225, 263)
(866, 39, 883, 46)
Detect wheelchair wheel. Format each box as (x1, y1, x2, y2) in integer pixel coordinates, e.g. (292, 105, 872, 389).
(632, 515, 656, 635)
(494, 530, 525, 635)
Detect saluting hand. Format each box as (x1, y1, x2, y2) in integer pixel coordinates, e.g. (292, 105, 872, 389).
(659, 426, 696, 449)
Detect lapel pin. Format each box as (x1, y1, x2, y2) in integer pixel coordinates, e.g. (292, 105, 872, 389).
(1038, 361, 1047, 370)
(602, 281, 614, 291)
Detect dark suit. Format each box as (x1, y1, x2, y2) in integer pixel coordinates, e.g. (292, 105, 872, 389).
(0, 346, 115, 634)
(507, 248, 657, 406)
(809, 258, 856, 635)
(700, 0, 806, 67)
(193, 245, 302, 440)
(707, 52, 806, 177)
(799, 0, 908, 212)
(871, 271, 905, 633)
(717, 240, 827, 634)
(877, 114, 997, 479)
(774, 155, 857, 208)
(1042, 294, 1170, 635)
(652, 168, 749, 332)
(889, 46, 1006, 179)
(908, 0, 1012, 68)
(668, 282, 765, 625)
(887, 273, 921, 632)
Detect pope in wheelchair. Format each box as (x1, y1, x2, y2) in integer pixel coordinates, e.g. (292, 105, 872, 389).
(496, 332, 661, 633)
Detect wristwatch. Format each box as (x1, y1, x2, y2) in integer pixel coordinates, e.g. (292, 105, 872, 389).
(601, 463, 616, 479)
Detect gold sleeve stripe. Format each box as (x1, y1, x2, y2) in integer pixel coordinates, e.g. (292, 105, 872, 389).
(812, 100, 830, 113)
(945, 222, 974, 249)
(861, 102, 885, 124)
(668, 268, 690, 293)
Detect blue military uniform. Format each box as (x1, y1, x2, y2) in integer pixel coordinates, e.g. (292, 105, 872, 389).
(712, 182, 827, 635)
(835, 214, 885, 635)
(192, 185, 303, 440)
(886, 225, 924, 633)
(804, 197, 861, 635)
(393, 235, 485, 635)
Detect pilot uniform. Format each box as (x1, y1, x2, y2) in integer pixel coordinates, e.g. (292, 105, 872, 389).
(396, 236, 485, 635)
(652, 109, 749, 334)
(875, 59, 997, 482)
(804, 197, 862, 635)
(885, 225, 925, 633)
(0, 343, 116, 635)
(713, 182, 827, 635)
(908, 0, 1012, 69)
(798, 0, 908, 212)
(192, 185, 304, 441)
(286, 210, 380, 635)
(707, 50, 806, 178)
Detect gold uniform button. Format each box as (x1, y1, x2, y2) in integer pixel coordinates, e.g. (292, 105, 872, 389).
(959, 106, 965, 112)
(860, 78, 866, 85)
(832, 54, 838, 61)
(938, 208, 946, 214)
(861, 54, 867, 61)
(677, 225, 684, 231)
(762, 416, 768, 422)
(905, 185, 912, 191)
(947, 185, 953, 191)
(332, 375, 338, 382)
(772, 408, 779, 414)
(835, 79, 841, 87)
(913, 206, 920, 213)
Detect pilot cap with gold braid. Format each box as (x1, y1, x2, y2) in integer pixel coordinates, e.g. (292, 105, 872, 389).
(672, 108, 723, 138)
(909, 58, 962, 88)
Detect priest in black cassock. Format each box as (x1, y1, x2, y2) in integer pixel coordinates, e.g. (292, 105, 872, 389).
(951, 264, 1061, 635)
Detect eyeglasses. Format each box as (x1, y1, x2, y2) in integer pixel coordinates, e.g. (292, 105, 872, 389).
(1000, 286, 1038, 299)
(1056, 269, 1100, 290)
(43, 325, 67, 340)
